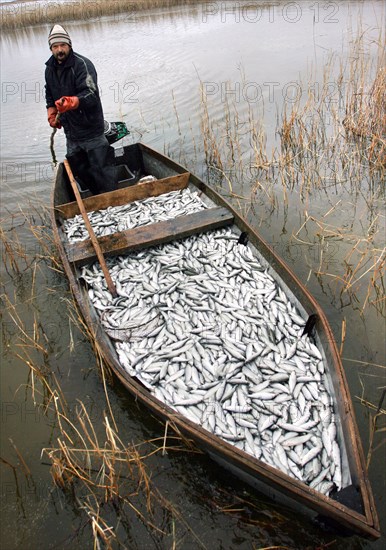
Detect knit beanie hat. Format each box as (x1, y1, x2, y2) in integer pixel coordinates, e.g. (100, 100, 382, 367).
(48, 24, 72, 48)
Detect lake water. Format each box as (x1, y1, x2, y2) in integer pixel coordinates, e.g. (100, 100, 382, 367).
(1, 1, 385, 548)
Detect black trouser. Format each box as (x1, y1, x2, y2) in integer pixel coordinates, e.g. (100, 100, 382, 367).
(66, 134, 117, 195)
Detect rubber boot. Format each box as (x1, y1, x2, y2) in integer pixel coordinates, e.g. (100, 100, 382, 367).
(87, 144, 117, 194)
(66, 151, 100, 195)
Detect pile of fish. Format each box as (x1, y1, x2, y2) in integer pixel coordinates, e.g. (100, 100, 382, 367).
(66, 188, 345, 496)
(62, 188, 208, 241)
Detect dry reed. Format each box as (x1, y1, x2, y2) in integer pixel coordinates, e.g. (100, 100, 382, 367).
(0, 205, 62, 278)
(0, 0, 200, 31)
(356, 381, 385, 469)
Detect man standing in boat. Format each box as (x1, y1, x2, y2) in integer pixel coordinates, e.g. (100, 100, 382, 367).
(45, 24, 116, 194)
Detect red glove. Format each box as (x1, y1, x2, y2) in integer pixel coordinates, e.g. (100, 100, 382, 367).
(55, 96, 79, 113)
(47, 106, 61, 129)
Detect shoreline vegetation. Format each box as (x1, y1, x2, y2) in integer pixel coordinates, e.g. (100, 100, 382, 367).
(1, 0, 200, 30)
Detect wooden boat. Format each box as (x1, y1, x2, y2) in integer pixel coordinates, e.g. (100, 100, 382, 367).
(51, 142, 380, 539)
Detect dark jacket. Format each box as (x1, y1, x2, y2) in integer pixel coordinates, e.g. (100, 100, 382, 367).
(45, 50, 105, 141)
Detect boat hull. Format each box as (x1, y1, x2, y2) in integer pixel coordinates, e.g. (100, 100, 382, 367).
(51, 142, 380, 539)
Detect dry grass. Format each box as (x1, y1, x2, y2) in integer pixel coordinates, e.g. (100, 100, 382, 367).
(356, 382, 385, 469)
(0, 204, 62, 278)
(42, 402, 205, 549)
(0, 0, 201, 30)
(291, 209, 385, 316)
(343, 25, 386, 171)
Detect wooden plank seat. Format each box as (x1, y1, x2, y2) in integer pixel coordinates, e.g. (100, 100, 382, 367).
(65, 207, 234, 266)
(55, 172, 191, 220)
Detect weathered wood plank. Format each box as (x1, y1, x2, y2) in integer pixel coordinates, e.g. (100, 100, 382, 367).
(63, 159, 117, 297)
(55, 172, 190, 219)
(65, 207, 233, 265)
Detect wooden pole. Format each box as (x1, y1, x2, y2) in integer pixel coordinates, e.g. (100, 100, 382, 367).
(63, 159, 117, 298)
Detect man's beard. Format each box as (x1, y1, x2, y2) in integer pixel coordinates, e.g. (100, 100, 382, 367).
(54, 50, 69, 63)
